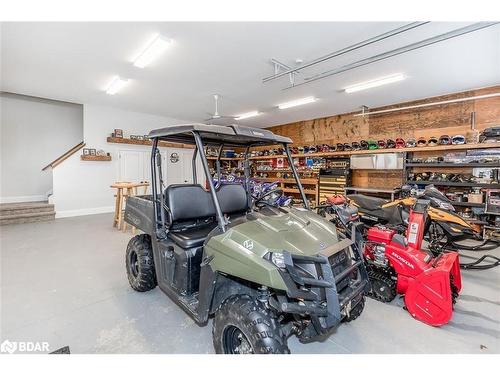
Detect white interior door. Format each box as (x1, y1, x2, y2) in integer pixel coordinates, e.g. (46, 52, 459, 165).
(119, 148, 205, 190)
(119, 150, 143, 182)
(164, 148, 188, 185)
(142, 152, 151, 184)
(162, 148, 205, 186)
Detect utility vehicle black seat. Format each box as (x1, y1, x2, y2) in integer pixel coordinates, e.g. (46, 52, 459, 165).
(165, 183, 248, 248)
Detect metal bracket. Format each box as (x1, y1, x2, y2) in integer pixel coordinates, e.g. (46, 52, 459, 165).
(271, 59, 298, 87)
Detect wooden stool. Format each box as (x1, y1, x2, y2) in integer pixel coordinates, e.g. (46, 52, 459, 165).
(111, 181, 150, 232)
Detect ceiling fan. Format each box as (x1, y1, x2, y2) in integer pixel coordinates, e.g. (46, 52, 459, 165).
(204, 94, 237, 124)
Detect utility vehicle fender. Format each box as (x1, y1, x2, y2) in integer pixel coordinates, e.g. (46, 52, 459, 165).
(208, 274, 260, 315)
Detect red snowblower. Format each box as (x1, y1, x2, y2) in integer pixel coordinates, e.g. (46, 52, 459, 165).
(320, 197, 462, 326)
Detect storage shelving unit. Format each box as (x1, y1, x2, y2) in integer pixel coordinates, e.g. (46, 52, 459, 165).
(201, 142, 500, 214)
(403, 145, 500, 230)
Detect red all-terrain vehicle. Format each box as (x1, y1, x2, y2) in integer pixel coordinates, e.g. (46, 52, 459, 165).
(319, 197, 462, 326)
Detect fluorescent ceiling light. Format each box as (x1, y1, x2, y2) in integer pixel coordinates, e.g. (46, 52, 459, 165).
(235, 111, 260, 120)
(344, 73, 405, 93)
(278, 96, 317, 109)
(133, 34, 172, 68)
(105, 76, 129, 95)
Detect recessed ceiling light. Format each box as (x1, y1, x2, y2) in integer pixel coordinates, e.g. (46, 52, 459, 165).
(133, 34, 172, 68)
(235, 111, 261, 120)
(105, 76, 129, 95)
(344, 73, 405, 94)
(278, 96, 317, 110)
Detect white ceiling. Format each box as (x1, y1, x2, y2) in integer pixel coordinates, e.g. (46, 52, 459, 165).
(1, 22, 499, 127)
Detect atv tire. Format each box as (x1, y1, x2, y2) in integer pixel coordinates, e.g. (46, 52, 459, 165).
(126, 234, 157, 292)
(343, 296, 365, 322)
(367, 268, 396, 303)
(212, 295, 289, 354)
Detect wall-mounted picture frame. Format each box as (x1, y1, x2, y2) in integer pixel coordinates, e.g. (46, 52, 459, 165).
(83, 148, 90, 156)
(114, 129, 123, 138)
(90, 149, 96, 156)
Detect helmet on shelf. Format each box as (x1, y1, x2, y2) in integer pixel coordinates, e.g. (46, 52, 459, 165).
(386, 139, 396, 148)
(439, 135, 451, 145)
(351, 141, 360, 150)
(336, 143, 345, 151)
(428, 137, 438, 147)
(368, 140, 378, 150)
(395, 138, 406, 148)
(377, 140, 387, 149)
(406, 138, 417, 148)
(360, 140, 369, 150)
(451, 134, 466, 145)
(417, 137, 427, 147)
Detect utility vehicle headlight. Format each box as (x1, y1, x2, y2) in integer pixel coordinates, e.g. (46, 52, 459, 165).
(270, 252, 286, 269)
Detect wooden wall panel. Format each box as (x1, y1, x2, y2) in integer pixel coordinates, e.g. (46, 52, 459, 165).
(266, 86, 500, 188)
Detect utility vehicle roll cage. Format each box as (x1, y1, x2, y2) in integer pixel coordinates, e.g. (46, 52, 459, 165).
(148, 123, 308, 236)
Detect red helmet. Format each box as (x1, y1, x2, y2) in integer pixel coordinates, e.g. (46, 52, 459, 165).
(395, 138, 406, 148)
(326, 194, 346, 205)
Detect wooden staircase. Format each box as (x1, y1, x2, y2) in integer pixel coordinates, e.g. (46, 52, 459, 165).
(0, 202, 56, 225)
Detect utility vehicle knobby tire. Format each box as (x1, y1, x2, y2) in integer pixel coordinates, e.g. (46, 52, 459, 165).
(126, 234, 157, 292)
(212, 295, 290, 354)
(343, 296, 365, 322)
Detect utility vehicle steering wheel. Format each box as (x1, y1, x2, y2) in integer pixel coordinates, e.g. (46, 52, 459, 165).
(253, 188, 284, 208)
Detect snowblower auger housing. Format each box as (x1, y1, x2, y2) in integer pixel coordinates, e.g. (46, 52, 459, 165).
(123, 123, 369, 353)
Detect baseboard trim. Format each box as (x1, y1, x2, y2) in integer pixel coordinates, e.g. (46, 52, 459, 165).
(56, 206, 115, 218)
(0, 195, 47, 204)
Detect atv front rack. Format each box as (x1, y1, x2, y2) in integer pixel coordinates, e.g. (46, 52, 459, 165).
(276, 238, 369, 335)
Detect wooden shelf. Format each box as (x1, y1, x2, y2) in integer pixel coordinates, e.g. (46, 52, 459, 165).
(406, 162, 500, 168)
(251, 154, 287, 160)
(107, 137, 194, 149)
(283, 188, 317, 195)
(405, 180, 500, 188)
(254, 177, 318, 184)
(81, 155, 112, 161)
(249, 143, 500, 160)
(207, 157, 243, 161)
(256, 169, 318, 174)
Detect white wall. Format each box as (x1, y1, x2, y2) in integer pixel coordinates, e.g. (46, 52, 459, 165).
(0, 93, 83, 203)
(52, 104, 189, 218)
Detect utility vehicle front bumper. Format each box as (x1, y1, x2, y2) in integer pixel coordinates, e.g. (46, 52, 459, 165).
(275, 238, 369, 337)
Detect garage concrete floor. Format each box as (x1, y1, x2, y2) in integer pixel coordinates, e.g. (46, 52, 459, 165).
(1, 213, 499, 354)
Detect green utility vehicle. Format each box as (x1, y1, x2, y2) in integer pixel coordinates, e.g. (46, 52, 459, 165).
(124, 123, 369, 354)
